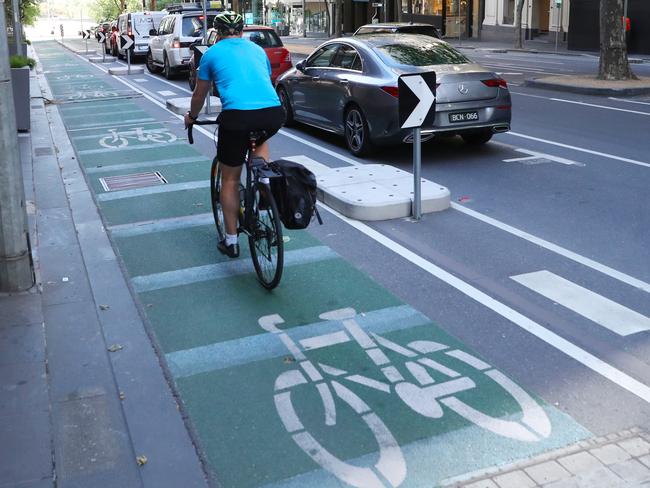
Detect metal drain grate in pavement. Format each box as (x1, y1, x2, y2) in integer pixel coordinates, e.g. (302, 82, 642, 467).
(99, 171, 168, 192)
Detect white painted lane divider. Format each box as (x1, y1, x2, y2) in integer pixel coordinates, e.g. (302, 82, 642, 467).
(320, 204, 650, 404)
(511, 91, 650, 116)
(608, 97, 650, 106)
(157, 90, 177, 97)
(502, 148, 585, 166)
(506, 132, 650, 169)
(511, 270, 650, 336)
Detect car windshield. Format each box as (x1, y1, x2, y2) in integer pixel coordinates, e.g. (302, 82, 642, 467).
(242, 30, 282, 48)
(182, 15, 217, 37)
(396, 26, 438, 37)
(374, 38, 470, 66)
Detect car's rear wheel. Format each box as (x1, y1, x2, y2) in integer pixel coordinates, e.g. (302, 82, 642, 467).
(277, 86, 294, 127)
(461, 129, 493, 146)
(344, 105, 373, 157)
(163, 54, 174, 79)
(146, 50, 162, 74)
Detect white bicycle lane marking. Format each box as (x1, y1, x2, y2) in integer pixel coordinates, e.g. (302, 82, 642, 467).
(260, 308, 551, 488)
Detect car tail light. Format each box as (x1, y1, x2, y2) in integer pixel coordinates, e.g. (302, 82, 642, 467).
(381, 86, 399, 98)
(172, 39, 181, 49)
(496, 105, 511, 110)
(482, 78, 508, 89)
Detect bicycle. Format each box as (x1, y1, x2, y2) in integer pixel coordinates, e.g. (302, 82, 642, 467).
(260, 307, 552, 487)
(188, 119, 285, 289)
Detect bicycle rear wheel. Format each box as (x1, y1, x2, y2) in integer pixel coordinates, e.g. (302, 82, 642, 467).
(249, 184, 284, 289)
(210, 158, 226, 242)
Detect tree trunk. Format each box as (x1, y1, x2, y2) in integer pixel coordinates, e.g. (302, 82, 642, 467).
(598, 0, 635, 80)
(477, 0, 484, 39)
(514, 0, 525, 49)
(334, 0, 342, 37)
(325, 0, 331, 36)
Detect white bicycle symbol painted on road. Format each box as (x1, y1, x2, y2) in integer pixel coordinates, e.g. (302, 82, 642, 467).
(99, 127, 177, 149)
(261, 308, 552, 488)
(66, 90, 119, 100)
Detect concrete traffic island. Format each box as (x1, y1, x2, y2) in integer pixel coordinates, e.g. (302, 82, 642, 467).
(287, 156, 450, 221)
(526, 75, 650, 96)
(166, 96, 222, 115)
(88, 56, 116, 63)
(72, 49, 96, 55)
(108, 66, 145, 75)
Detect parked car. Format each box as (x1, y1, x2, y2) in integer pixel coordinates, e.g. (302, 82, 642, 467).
(97, 21, 112, 53)
(96, 21, 111, 41)
(108, 21, 119, 56)
(275, 35, 511, 156)
(187, 25, 292, 90)
(353, 22, 442, 39)
(116, 11, 166, 60)
(146, 4, 221, 79)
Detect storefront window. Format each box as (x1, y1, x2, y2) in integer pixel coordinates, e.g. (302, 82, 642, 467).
(445, 0, 467, 37)
(305, 1, 327, 33)
(503, 0, 515, 24)
(404, 0, 443, 16)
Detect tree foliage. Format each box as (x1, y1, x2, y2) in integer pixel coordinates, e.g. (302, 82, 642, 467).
(4, 0, 41, 27)
(89, 0, 144, 22)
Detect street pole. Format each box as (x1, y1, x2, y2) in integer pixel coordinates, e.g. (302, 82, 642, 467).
(11, 0, 24, 56)
(554, 1, 559, 52)
(623, 0, 628, 43)
(0, 1, 34, 291)
(458, 0, 462, 45)
(302, 0, 306, 37)
(412, 127, 421, 220)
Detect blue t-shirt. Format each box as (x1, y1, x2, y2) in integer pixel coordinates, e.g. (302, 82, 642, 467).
(198, 37, 281, 111)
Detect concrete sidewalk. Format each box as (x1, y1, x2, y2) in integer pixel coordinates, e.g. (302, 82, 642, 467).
(0, 46, 208, 488)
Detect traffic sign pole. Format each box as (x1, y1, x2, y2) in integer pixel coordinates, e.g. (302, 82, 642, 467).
(203, 0, 210, 113)
(413, 127, 422, 220)
(127, 47, 131, 74)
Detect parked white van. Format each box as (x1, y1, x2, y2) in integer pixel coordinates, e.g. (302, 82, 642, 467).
(116, 11, 166, 59)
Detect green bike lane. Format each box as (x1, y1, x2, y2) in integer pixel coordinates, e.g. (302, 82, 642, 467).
(36, 41, 591, 487)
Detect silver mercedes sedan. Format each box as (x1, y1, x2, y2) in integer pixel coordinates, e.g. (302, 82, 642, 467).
(276, 34, 512, 156)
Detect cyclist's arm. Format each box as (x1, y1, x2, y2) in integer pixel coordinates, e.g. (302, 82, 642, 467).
(185, 79, 211, 128)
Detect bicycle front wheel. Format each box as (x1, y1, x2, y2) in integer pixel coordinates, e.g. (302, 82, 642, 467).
(249, 184, 283, 289)
(210, 158, 226, 242)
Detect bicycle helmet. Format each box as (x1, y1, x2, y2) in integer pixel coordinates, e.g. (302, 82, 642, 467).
(213, 11, 244, 36)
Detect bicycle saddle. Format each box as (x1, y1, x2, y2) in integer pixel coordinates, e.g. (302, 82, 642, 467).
(249, 130, 268, 142)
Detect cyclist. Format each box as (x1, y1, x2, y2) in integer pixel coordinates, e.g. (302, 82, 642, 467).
(184, 11, 285, 258)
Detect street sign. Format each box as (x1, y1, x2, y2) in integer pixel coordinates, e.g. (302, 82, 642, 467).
(398, 72, 437, 129)
(81, 29, 91, 40)
(397, 72, 437, 220)
(98, 32, 106, 44)
(120, 34, 134, 51)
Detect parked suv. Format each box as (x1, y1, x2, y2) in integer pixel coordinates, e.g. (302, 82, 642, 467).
(116, 11, 166, 60)
(147, 4, 221, 79)
(187, 25, 292, 90)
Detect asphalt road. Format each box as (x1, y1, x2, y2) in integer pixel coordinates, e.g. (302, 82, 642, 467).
(40, 39, 650, 486)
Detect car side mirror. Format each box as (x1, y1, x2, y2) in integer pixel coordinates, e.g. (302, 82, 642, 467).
(296, 60, 306, 72)
(149, 28, 158, 36)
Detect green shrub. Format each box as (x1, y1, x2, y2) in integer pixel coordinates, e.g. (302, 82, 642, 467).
(10, 55, 36, 69)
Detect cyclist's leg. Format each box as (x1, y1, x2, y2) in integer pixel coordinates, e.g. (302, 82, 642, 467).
(253, 140, 271, 162)
(219, 164, 243, 236)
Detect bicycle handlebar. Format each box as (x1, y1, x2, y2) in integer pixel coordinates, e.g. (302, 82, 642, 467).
(187, 119, 218, 145)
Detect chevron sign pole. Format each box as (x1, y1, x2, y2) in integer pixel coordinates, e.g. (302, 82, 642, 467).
(398, 72, 437, 220)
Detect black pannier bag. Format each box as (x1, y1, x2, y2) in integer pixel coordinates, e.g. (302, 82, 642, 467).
(269, 159, 323, 230)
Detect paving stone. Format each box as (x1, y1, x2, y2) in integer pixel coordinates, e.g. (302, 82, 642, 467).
(0, 293, 42, 327)
(558, 451, 604, 475)
(573, 466, 625, 488)
(544, 478, 580, 488)
(0, 322, 46, 366)
(609, 459, 650, 483)
(493, 470, 536, 488)
(640, 455, 650, 468)
(590, 444, 632, 465)
(464, 480, 499, 488)
(0, 361, 48, 416)
(525, 461, 571, 485)
(618, 437, 650, 457)
(0, 410, 52, 483)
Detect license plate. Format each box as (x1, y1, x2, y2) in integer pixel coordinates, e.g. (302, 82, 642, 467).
(449, 111, 479, 123)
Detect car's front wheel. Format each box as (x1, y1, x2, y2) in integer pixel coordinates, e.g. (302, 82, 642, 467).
(344, 105, 373, 157)
(461, 129, 493, 145)
(277, 86, 294, 127)
(146, 50, 162, 74)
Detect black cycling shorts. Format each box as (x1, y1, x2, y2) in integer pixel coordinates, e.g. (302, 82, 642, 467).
(217, 106, 286, 167)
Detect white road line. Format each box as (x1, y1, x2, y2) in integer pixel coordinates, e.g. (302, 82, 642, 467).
(67, 120, 161, 133)
(158, 90, 177, 96)
(133, 78, 148, 82)
(115, 59, 193, 94)
(319, 204, 650, 404)
(608, 97, 650, 106)
(504, 148, 585, 166)
(506, 132, 650, 169)
(451, 203, 650, 294)
(511, 270, 650, 336)
(548, 98, 650, 116)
